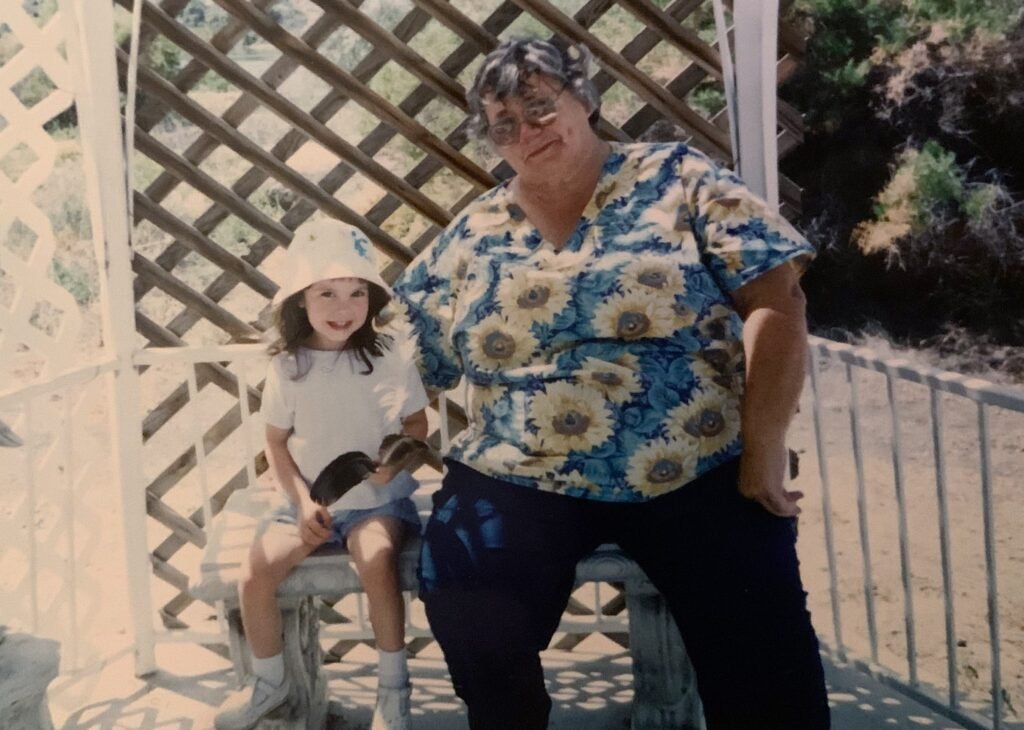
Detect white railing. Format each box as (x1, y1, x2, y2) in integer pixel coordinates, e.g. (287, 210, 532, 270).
(0, 359, 121, 672)
(802, 335, 1022, 730)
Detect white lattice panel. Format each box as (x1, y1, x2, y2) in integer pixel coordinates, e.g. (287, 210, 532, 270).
(0, 5, 81, 384)
(0, 4, 120, 675)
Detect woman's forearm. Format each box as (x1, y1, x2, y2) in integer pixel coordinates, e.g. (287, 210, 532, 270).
(740, 307, 807, 448)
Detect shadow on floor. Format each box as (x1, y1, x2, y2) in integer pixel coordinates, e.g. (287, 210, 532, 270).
(48, 641, 1015, 730)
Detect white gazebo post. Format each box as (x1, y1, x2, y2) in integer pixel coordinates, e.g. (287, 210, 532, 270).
(714, 0, 781, 209)
(59, 0, 156, 675)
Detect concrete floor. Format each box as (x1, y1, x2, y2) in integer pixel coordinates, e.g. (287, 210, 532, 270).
(45, 635, 986, 730)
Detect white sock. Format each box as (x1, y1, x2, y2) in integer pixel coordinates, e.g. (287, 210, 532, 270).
(377, 647, 409, 689)
(252, 653, 285, 687)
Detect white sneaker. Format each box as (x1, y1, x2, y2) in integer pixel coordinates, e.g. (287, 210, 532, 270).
(214, 675, 291, 730)
(371, 684, 412, 730)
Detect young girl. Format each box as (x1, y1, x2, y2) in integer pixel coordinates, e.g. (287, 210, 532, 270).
(215, 218, 428, 730)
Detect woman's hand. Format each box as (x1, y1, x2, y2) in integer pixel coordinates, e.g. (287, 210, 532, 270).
(298, 497, 332, 547)
(738, 441, 803, 517)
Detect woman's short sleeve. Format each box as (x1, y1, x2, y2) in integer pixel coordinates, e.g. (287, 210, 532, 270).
(684, 150, 815, 294)
(392, 223, 466, 391)
(260, 356, 294, 430)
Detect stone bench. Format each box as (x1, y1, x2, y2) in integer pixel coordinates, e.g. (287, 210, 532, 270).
(0, 630, 60, 730)
(190, 485, 702, 729)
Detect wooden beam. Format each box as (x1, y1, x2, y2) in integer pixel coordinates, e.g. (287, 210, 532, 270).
(133, 192, 279, 298)
(209, 0, 496, 191)
(309, 0, 468, 110)
(140, 8, 346, 206)
(133, 0, 277, 131)
(133, 7, 411, 311)
(615, 0, 723, 79)
(116, 47, 417, 264)
(126, 0, 454, 229)
(132, 253, 259, 338)
(134, 127, 293, 248)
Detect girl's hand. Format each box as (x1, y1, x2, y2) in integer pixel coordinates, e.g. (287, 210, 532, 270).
(366, 464, 398, 486)
(298, 498, 332, 547)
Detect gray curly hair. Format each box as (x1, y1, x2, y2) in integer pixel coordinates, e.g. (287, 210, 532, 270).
(466, 37, 601, 139)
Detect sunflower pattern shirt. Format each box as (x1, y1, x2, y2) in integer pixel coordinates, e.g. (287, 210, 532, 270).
(394, 142, 814, 502)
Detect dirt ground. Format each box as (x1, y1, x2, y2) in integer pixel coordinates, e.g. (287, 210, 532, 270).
(789, 346, 1024, 722)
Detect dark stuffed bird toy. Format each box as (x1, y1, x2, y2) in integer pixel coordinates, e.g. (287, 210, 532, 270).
(309, 435, 441, 507)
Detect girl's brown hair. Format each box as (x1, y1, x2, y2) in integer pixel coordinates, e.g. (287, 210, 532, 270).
(267, 279, 392, 378)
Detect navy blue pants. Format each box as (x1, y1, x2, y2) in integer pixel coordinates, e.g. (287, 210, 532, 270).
(418, 458, 830, 729)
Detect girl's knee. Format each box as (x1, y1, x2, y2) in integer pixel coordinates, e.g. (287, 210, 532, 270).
(241, 538, 297, 591)
(356, 547, 401, 585)
(239, 556, 278, 594)
(348, 519, 405, 558)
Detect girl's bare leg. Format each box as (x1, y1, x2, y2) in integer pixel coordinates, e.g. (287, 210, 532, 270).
(239, 522, 319, 658)
(346, 516, 408, 651)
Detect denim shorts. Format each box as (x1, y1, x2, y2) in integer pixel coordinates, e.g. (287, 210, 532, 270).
(272, 497, 421, 548)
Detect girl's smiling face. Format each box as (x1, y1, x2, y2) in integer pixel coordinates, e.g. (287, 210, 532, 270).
(301, 277, 370, 350)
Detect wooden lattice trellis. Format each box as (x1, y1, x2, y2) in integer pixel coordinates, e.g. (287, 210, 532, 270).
(116, 0, 806, 654)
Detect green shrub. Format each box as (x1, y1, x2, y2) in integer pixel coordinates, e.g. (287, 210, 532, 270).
(862, 139, 967, 251)
(785, 0, 904, 131)
(904, 0, 1023, 38)
(906, 139, 964, 220)
(688, 81, 726, 120)
(785, 0, 1022, 133)
(963, 183, 1008, 224)
(50, 258, 96, 306)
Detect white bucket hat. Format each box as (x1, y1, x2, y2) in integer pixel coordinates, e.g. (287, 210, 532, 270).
(272, 218, 392, 307)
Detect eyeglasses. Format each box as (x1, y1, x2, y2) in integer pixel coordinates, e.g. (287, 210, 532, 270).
(485, 88, 566, 146)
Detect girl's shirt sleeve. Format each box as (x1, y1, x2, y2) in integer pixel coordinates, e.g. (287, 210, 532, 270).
(682, 149, 815, 294)
(260, 356, 294, 430)
(392, 223, 466, 392)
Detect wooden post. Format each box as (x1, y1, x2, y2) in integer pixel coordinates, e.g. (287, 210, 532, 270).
(58, 0, 155, 675)
(733, 0, 781, 208)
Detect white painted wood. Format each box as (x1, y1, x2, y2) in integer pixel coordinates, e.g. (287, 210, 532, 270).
(59, 0, 156, 675)
(711, 0, 738, 163)
(60, 389, 79, 670)
(0, 4, 80, 380)
(186, 367, 215, 536)
(132, 343, 269, 366)
(0, 357, 118, 408)
(729, 0, 780, 208)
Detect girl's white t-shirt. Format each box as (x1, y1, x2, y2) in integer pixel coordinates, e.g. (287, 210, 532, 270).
(260, 341, 429, 511)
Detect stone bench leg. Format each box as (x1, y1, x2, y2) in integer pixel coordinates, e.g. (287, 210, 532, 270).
(0, 632, 60, 730)
(226, 597, 328, 730)
(625, 580, 703, 730)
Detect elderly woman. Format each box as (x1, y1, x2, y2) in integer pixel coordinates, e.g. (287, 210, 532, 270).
(393, 38, 829, 729)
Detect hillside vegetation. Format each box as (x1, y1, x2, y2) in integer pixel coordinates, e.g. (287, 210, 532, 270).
(781, 0, 1024, 378)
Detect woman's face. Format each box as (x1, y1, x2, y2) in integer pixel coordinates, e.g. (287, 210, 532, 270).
(483, 74, 595, 181)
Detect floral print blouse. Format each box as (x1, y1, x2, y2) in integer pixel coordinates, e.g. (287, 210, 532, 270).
(393, 142, 814, 502)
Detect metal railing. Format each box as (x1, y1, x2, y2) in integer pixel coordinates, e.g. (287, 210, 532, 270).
(0, 357, 120, 671)
(804, 335, 1022, 730)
